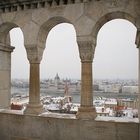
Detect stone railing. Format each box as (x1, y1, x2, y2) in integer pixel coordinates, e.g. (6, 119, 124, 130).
(0, 110, 139, 140)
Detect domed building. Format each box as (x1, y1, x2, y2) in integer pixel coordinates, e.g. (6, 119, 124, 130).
(54, 73, 60, 88)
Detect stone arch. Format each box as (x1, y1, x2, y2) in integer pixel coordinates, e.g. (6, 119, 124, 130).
(0, 22, 26, 109)
(94, 19, 137, 78)
(24, 16, 79, 115)
(92, 11, 137, 43)
(40, 22, 79, 79)
(37, 16, 75, 50)
(0, 22, 19, 44)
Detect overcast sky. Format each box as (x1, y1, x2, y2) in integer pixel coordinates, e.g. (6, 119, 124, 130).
(10, 19, 138, 80)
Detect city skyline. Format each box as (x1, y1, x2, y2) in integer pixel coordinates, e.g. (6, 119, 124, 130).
(10, 19, 138, 80)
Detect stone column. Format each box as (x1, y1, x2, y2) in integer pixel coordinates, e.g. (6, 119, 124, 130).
(76, 41, 96, 119)
(24, 46, 44, 115)
(135, 30, 140, 140)
(136, 30, 140, 120)
(0, 43, 14, 109)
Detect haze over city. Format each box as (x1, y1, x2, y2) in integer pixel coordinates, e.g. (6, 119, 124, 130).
(10, 19, 138, 80)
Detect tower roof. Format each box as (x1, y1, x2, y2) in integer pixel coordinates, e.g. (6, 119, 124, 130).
(54, 73, 60, 80)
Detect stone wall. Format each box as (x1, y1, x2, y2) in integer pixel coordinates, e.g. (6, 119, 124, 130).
(0, 44, 14, 109)
(0, 112, 139, 140)
(0, 0, 139, 113)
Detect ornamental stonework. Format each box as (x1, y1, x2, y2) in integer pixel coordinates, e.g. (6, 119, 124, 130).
(0, 0, 87, 13)
(78, 41, 95, 62)
(25, 45, 43, 63)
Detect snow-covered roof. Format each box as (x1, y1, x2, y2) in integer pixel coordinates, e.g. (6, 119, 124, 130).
(105, 99, 117, 105)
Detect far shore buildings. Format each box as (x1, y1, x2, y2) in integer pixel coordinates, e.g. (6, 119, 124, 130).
(40, 73, 81, 92)
(12, 75, 138, 94)
(11, 75, 139, 115)
(40, 75, 139, 94)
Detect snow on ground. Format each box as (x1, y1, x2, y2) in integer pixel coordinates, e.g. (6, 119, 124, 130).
(95, 116, 139, 123)
(0, 109, 23, 115)
(40, 112, 76, 119)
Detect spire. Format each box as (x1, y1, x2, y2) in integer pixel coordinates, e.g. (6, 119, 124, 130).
(64, 82, 69, 96)
(54, 73, 60, 80)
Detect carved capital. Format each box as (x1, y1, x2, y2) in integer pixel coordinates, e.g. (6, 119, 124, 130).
(136, 30, 140, 48)
(25, 44, 44, 64)
(78, 41, 95, 63)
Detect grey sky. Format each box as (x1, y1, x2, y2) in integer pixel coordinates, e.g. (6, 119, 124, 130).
(94, 19, 137, 79)
(10, 19, 138, 80)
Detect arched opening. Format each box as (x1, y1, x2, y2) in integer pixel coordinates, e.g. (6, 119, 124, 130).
(10, 28, 29, 79)
(94, 19, 137, 79)
(40, 23, 81, 112)
(94, 19, 138, 118)
(0, 23, 28, 110)
(10, 28, 29, 110)
(92, 12, 136, 39)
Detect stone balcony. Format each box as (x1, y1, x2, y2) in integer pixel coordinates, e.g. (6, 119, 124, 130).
(0, 109, 139, 140)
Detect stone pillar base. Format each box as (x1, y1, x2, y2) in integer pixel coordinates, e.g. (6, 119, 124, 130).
(24, 104, 44, 115)
(76, 107, 96, 120)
